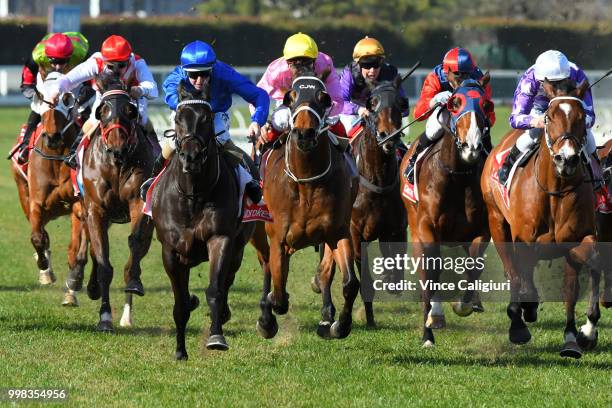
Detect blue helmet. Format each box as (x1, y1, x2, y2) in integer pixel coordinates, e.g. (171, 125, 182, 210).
(180, 41, 216, 71)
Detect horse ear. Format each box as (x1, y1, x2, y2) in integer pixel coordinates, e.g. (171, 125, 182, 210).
(319, 67, 331, 82)
(575, 79, 590, 100)
(542, 78, 556, 98)
(283, 89, 297, 107)
(448, 96, 462, 112)
(95, 103, 103, 120)
(479, 71, 490, 88)
(317, 90, 332, 109)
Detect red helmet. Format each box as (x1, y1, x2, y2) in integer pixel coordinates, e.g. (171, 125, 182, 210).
(45, 33, 74, 59)
(101, 35, 132, 61)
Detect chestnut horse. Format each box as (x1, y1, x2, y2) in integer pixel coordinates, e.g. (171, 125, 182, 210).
(151, 85, 263, 358)
(399, 76, 493, 347)
(81, 73, 156, 332)
(312, 78, 408, 328)
(10, 73, 89, 303)
(482, 79, 599, 358)
(257, 76, 359, 340)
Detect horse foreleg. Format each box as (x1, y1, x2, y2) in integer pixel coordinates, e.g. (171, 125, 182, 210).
(311, 243, 325, 294)
(86, 239, 100, 300)
(577, 266, 601, 351)
(329, 238, 359, 339)
(560, 256, 582, 359)
(453, 237, 488, 317)
(268, 238, 290, 316)
(29, 204, 55, 285)
(123, 201, 154, 297)
(355, 231, 375, 328)
(86, 205, 113, 332)
(161, 245, 194, 360)
(316, 244, 336, 338)
(63, 204, 88, 306)
(205, 235, 232, 351)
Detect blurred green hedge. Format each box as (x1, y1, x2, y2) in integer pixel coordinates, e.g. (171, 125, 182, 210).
(2, 17, 610, 69)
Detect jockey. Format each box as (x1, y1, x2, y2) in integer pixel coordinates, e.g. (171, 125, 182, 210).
(404, 47, 495, 183)
(144, 40, 269, 204)
(15, 32, 90, 164)
(339, 36, 409, 131)
(46, 35, 158, 168)
(255, 32, 346, 145)
(498, 50, 597, 185)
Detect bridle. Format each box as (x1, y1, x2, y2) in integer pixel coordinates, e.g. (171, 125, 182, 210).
(543, 96, 586, 157)
(98, 90, 138, 149)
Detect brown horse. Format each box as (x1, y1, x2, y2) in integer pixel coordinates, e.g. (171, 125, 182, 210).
(482, 79, 599, 358)
(10, 73, 89, 303)
(399, 76, 493, 347)
(151, 84, 262, 358)
(256, 76, 359, 340)
(81, 73, 156, 332)
(595, 138, 612, 310)
(312, 79, 408, 328)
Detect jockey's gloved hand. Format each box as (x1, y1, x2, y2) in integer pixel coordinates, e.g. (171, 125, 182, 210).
(22, 86, 37, 100)
(247, 122, 260, 142)
(431, 91, 452, 107)
(271, 106, 291, 132)
(529, 116, 545, 129)
(130, 86, 144, 99)
(358, 107, 369, 117)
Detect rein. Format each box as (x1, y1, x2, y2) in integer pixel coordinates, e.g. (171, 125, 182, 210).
(357, 115, 400, 193)
(284, 135, 332, 183)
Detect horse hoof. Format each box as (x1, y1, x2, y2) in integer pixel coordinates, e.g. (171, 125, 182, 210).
(509, 326, 531, 344)
(87, 283, 101, 300)
(425, 314, 446, 329)
(206, 334, 229, 351)
(365, 319, 377, 329)
(522, 304, 538, 323)
(96, 320, 114, 333)
(62, 290, 79, 307)
(175, 351, 188, 361)
(316, 321, 332, 339)
(189, 295, 200, 312)
(330, 319, 352, 339)
(472, 301, 485, 313)
(560, 341, 582, 359)
(125, 278, 145, 297)
(452, 302, 474, 317)
(577, 329, 598, 351)
(39, 269, 56, 285)
(422, 340, 435, 348)
(267, 292, 289, 315)
(119, 304, 133, 328)
(256, 317, 279, 339)
(310, 276, 321, 294)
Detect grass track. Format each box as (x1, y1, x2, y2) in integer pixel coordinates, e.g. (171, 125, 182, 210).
(0, 107, 611, 407)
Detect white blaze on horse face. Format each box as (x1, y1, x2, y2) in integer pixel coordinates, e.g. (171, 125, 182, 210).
(559, 103, 572, 119)
(559, 139, 576, 159)
(465, 112, 481, 149)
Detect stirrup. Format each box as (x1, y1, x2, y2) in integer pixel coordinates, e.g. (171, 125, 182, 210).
(140, 178, 154, 201)
(64, 151, 78, 169)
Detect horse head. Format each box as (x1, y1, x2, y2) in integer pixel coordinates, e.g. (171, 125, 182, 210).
(542, 78, 590, 178)
(283, 76, 332, 152)
(170, 82, 216, 175)
(364, 76, 408, 155)
(94, 72, 138, 165)
(446, 72, 493, 164)
(38, 72, 78, 150)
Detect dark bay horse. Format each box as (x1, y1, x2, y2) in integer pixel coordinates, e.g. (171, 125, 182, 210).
(399, 76, 493, 347)
(10, 73, 89, 302)
(81, 73, 156, 332)
(312, 78, 408, 328)
(151, 85, 258, 359)
(482, 79, 599, 358)
(257, 76, 359, 340)
(596, 138, 612, 310)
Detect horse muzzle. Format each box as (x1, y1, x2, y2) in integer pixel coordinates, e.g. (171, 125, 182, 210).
(553, 152, 580, 178)
(44, 132, 63, 149)
(460, 144, 482, 164)
(178, 150, 203, 174)
(295, 129, 319, 152)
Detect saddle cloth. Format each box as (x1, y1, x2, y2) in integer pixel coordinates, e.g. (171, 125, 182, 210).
(401, 144, 433, 204)
(10, 124, 43, 180)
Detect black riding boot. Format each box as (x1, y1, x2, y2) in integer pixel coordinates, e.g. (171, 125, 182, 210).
(140, 153, 166, 201)
(498, 145, 522, 185)
(223, 140, 263, 204)
(64, 128, 84, 169)
(16, 111, 41, 164)
(403, 133, 434, 184)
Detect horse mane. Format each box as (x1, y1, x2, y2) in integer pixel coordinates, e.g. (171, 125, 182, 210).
(549, 78, 577, 96)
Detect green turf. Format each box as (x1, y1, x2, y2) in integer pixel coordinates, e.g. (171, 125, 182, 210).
(0, 106, 610, 407)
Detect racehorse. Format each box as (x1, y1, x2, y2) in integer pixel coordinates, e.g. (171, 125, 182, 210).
(399, 75, 493, 347)
(81, 72, 156, 332)
(482, 79, 599, 358)
(257, 75, 360, 340)
(595, 139, 612, 310)
(151, 83, 260, 359)
(312, 78, 408, 328)
(10, 72, 89, 304)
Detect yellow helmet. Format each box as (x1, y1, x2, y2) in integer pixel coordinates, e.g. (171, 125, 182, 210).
(283, 32, 318, 60)
(353, 36, 385, 61)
